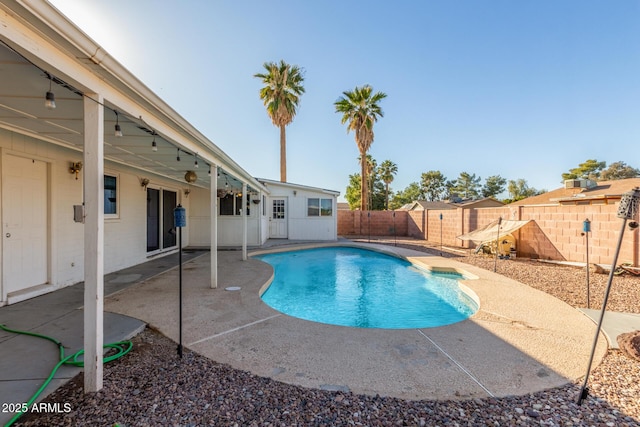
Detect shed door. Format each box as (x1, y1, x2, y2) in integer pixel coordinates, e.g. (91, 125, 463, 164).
(269, 198, 288, 238)
(2, 155, 48, 298)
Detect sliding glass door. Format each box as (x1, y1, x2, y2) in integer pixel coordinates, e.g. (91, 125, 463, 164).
(147, 188, 177, 252)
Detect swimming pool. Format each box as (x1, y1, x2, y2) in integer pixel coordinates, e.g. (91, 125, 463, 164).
(256, 246, 478, 329)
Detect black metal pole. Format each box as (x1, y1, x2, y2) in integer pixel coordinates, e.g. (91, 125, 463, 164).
(577, 188, 639, 405)
(493, 217, 502, 272)
(440, 213, 443, 256)
(177, 225, 183, 358)
(586, 230, 590, 309)
(393, 211, 396, 246)
(577, 218, 627, 405)
(583, 218, 591, 309)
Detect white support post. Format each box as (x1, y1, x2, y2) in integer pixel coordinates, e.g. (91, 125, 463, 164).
(210, 164, 218, 288)
(242, 182, 248, 261)
(83, 94, 104, 392)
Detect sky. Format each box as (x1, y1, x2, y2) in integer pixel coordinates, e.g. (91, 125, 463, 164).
(48, 0, 640, 201)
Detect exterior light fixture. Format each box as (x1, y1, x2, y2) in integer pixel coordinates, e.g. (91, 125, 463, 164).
(69, 161, 82, 180)
(176, 148, 181, 162)
(151, 134, 158, 152)
(140, 178, 150, 189)
(114, 111, 123, 137)
(45, 75, 56, 109)
(208, 165, 211, 176)
(194, 154, 199, 168)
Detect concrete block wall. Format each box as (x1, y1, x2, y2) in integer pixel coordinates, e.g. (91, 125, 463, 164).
(337, 210, 407, 236)
(338, 203, 639, 266)
(407, 211, 423, 239)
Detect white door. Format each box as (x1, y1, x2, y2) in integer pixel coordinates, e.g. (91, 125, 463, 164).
(269, 198, 288, 238)
(2, 154, 48, 298)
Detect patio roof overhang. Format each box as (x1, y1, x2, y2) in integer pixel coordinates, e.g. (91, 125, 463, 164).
(0, 0, 263, 394)
(0, 0, 267, 194)
(257, 177, 341, 196)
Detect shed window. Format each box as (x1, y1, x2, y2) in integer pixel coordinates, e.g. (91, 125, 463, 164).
(321, 198, 333, 216)
(308, 198, 333, 217)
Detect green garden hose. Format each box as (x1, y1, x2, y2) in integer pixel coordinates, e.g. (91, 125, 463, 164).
(0, 323, 132, 427)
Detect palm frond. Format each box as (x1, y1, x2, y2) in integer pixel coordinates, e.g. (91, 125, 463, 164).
(255, 60, 305, 127)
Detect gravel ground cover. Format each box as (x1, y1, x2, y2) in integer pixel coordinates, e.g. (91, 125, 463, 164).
(14, 238, 640, 426)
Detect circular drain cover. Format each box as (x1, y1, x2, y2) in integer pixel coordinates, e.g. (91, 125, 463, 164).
(225, 286, 241, 291)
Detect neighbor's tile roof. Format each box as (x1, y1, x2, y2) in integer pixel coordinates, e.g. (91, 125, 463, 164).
(509, 178, 640, 206)
(414, 200, 456, 210)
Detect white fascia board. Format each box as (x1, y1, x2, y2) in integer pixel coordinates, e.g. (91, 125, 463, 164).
(257, 178, 340, 196)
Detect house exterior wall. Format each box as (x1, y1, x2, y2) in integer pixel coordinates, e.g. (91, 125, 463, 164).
(187, 186, 264, 247)
(260, 196, 270, 243)
(266, 184, 338, 241)
(338, 203, 639, 266)
(0, 128, 189, 304)
(187, 183, 338, 244)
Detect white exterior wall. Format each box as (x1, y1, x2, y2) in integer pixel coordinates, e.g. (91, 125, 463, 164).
(187, 182, 338, 245)
(188, 186, 265, 247)
(0, 128, 186, 303)
(260, 195, 270, 243)
(266, 183, 338, 241)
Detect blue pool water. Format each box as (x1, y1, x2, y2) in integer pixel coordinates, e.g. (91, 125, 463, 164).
(257, 247, 478, 329)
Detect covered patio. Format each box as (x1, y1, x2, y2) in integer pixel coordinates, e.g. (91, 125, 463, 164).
(0, 0, 265, 393)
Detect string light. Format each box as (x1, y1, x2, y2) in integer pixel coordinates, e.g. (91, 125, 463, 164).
(114, 111, 123, 137)
(45, 74, 56, 109)
(30, 58, 241, 191)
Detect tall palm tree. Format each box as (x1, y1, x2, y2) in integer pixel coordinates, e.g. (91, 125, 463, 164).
(359, 154, 377, 211)
(335, 85, 387, 211)
(254, 60, 305, 182)
(379, 160, 397, 210)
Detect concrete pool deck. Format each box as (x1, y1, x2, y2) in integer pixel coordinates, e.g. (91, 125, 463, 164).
(103, 242, 608, 400)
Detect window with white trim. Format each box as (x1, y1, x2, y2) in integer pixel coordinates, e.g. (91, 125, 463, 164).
(104, 174, 118, 217)
(307, 198, 333, 217)
(219, 193, 250, 216)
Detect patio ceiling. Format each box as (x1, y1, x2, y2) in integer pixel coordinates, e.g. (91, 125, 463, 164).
(0, 40, 254, 193)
